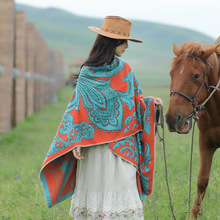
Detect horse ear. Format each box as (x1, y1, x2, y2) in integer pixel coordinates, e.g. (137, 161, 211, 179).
(216, 44, 220, 68)
(200, 44, 220, 61)
(216, 44, 220, 54)
(173, 43, 180, 56)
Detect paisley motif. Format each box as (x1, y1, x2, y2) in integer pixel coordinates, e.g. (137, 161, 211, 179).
(108, 136, 139, 163)
(76, 76, 123, 130)
(72, 122, 95, 143)
(47, 135, 67, 157)
(66, 90, 80, 112)
(143, 97, 154, 135)
(139, 142, 151, 195)
(136, 101, 144, 124)
(47, 110, 95, 157)
(140, 142, 151, 173)
(125, 116, 132, 125)
(117, 70, 135, 111)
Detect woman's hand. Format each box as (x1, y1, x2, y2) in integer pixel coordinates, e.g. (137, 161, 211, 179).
(154, 98, 164, 109)
(72, 147, 84, 160)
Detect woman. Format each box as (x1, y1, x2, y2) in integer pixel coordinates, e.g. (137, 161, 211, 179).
(40, 16, 163, 220)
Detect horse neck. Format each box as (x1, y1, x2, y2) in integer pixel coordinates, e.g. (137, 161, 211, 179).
(205, 57, 220, 118)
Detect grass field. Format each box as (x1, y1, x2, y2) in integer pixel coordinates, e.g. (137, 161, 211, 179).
(0, 85, 219, 220)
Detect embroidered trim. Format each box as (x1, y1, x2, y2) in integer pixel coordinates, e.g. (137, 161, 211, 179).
(70, 208, 144, 220)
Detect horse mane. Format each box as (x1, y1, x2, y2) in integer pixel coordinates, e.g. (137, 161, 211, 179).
(170, 41, 220, 78)
(171, 42, 211, 67)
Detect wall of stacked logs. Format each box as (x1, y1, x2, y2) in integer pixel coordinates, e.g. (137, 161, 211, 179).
(0, 0, 65, 133)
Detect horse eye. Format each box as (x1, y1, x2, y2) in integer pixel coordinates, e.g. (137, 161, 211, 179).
(193, 73, 200, 81)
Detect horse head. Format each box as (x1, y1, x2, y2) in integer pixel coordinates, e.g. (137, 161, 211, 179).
(166, 42, 220, 134)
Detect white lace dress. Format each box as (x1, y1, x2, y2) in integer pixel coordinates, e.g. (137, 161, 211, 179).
(69, 144, 144, 220)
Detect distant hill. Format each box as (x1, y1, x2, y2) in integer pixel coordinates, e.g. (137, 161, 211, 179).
(16, 4, 215, 85)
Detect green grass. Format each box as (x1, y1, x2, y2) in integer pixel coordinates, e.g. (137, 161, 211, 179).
(0, 85, 219, 219)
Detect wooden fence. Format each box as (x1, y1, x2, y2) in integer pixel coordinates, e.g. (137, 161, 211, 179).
(0, 0, 65, 133)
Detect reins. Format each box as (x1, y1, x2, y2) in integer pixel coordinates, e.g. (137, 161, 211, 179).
(201, 77, 220, 106)
(156, 106, 176, 220)
(156, 105, 197, 220)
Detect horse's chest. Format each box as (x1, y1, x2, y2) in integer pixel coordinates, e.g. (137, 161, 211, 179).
(200, 126, 220, 148)
(198, 112, 220, 147)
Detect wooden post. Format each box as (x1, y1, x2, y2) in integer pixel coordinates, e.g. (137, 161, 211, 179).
(0, 0, 15, 133)
(56, 50, 65, 90)
(44, 46, 50, 106)
(48, 50, 54, 103)
(58, 51, 65, 89)
(25, 22, 36, 116)
(48, 50, 58, 102)
(40, 38, 47, 109)
(14, 10, 26, 123)
(34, 30, 41, 112)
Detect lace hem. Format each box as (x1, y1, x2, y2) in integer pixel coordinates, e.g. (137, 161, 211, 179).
(70, 189, 143, 213)
(69, 207, 144, 220)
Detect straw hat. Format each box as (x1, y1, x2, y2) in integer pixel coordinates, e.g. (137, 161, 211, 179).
(88, 16, 143, 43)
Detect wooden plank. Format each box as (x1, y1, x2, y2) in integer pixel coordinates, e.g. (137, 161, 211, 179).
(0, 0, 15, 133)
(14, 10, 26, 123)
(25, 23, 35, 116)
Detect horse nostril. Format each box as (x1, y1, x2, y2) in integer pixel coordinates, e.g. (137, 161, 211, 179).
(177, 114, 181, 122)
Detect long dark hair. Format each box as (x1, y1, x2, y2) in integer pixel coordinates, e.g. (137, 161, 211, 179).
(72, 35, 126, 86)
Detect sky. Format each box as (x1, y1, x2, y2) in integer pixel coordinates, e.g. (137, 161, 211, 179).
(15, 0, 220, 39)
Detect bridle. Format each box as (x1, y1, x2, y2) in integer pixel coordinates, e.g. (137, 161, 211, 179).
(170, 54, 218, 120)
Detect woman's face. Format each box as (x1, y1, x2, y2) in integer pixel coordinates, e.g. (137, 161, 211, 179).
(114, 40, 128, 57)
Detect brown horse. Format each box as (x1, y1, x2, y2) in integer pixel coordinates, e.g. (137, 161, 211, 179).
(165, 41, 220, 219)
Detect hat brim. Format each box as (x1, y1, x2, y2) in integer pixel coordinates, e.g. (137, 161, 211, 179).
(88, 26, 143, 43)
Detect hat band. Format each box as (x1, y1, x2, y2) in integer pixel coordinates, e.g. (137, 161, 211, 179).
(100, 27, 130, 37)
